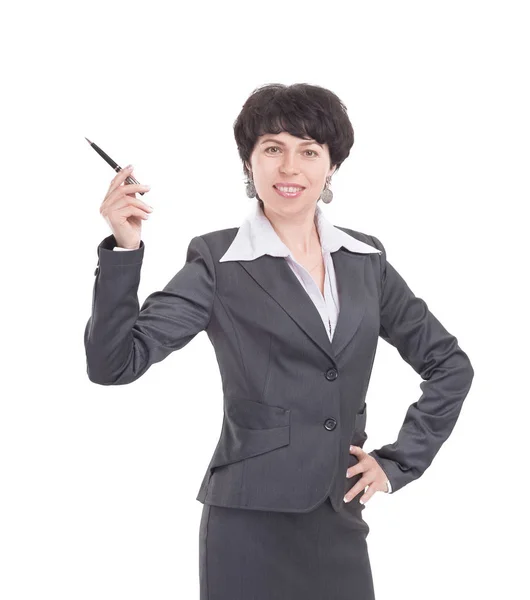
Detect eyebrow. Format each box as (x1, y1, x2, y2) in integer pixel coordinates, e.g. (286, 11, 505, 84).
(260, 138, 323, 148)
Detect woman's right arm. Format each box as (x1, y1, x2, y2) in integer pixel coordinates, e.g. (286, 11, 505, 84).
(85, 165, 215, 385)
(84, 233, 216, 385)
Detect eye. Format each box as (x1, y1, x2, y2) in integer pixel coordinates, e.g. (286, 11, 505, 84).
(265, 146, 319, 157)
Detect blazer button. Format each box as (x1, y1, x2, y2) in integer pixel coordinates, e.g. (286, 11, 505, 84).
(325, 368, 338, 381)
(324, 418, 337, 431)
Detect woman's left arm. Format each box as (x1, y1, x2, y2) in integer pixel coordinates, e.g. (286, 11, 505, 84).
(367, 235, 475, 494)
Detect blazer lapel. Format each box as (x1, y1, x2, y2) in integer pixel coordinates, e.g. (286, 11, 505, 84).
(330, 249, 369, 358)
(237, 248, 369, 363)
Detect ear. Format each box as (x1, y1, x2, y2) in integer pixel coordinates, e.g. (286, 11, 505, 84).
(328, 164, 337, 178)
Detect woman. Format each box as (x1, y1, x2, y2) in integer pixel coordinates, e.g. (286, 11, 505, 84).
(86, 83, 474, 599)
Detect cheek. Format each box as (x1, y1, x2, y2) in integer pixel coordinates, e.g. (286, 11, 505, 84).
(254, 167, 277, 186)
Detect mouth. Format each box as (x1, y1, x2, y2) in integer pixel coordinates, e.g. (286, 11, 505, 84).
(273, 185, 305, 198)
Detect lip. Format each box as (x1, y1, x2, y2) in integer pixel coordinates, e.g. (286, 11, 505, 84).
(274, 183, 306, 189)
(273, 186, 305, 198)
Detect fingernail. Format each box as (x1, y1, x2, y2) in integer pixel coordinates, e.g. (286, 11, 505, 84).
(359, 499, 365, 505)
(344, 496, 351, 503)
(350, 445, 354, 451)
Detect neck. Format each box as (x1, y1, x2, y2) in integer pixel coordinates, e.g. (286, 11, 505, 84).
(262, 202, 321, 255)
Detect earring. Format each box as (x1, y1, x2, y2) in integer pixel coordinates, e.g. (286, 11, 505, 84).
(245, 174, 256, 198)
(319, 176, 333, 204)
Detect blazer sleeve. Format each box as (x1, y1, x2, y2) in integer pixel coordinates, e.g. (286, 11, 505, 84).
(84, 233, 216, 385)
(367, 235, 474, 494)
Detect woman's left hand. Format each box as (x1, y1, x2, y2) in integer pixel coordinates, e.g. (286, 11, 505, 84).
(344, 446, 389, 504)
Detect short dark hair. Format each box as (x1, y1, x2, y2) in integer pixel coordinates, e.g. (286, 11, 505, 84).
(233, 83, 354, 209)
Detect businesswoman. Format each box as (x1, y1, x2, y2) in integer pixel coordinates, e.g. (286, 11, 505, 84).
(85, 83, 474, 600)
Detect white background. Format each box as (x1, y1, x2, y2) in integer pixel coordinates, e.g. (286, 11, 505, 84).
(1, 1, 528, 598)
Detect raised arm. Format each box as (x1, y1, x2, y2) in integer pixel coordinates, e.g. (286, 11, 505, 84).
(84, 234, 216, 385)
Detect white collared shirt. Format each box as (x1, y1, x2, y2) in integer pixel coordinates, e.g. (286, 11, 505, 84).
(219, 198, 381, 343)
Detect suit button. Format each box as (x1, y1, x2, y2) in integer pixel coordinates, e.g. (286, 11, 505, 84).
(324, 418, 337, 431)
(325, 368, 338, 381)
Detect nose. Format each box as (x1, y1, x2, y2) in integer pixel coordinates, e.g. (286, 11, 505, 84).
(280, 153, 301, 175)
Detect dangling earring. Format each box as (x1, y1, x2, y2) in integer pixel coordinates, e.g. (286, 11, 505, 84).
(319, 176, 333, 204)
(245, 173, 256, 198)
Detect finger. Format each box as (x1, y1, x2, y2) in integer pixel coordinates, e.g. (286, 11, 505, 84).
(101, 187, 152, 218)
(107, 164, 134, 195)
(346, 462, 364, 479)
(110, 164, 133, 188)
(349, 445, 364, 455)
(343, 476, 371, 503)
(107, 184, 150, 206)
(114, 205, 151, 221)
(113, 198, 153, 214)
(100, 197, 152, 219)
(359, 483, 379, 505)
(122, 183, 151, 197)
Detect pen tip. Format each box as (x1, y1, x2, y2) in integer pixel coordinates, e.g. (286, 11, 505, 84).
(85, 137, 92, 144)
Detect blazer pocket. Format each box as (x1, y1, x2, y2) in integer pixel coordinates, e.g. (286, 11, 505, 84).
(352, 403, 368, 446)
(209, 397, 291, 470)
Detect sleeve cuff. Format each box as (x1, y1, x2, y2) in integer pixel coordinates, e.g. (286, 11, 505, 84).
(96, 234, 145, 266)
(369, 450, 395, 493)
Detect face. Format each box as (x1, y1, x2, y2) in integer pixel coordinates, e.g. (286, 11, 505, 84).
(245, 131, 337, 215)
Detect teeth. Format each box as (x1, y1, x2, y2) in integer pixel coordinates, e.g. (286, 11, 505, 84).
(276, 186, 303, 193)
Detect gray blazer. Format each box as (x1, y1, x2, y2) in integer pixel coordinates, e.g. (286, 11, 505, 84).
(84, 227, 474, 513)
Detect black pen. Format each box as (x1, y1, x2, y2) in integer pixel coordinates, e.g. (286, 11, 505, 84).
(85, 137, 146, 196)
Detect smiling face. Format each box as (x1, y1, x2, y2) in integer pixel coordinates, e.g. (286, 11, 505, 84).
(245, 131, 337, 215)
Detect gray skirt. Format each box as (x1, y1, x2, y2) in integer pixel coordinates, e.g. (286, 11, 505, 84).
(199, 495, 375, 600)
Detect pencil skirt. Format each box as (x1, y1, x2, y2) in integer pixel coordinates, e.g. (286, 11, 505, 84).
(198, 495, 376, 600)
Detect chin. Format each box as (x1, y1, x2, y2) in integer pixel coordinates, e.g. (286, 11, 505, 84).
(265, 200, 315, 214)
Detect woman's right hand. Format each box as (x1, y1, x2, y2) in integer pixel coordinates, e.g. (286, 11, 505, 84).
(99, 164, 153, 249)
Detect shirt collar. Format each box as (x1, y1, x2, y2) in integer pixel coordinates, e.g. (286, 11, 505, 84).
(219, 198, 381, 262)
